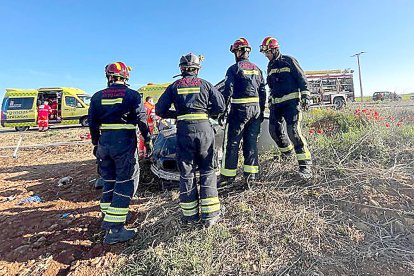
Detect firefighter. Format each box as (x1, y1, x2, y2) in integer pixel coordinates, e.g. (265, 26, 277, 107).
(138, 96, 157, 158)
(259, 36, 312, 179)
(88, 61, 152, 244)
(37, 101, 51, 131)
(155, 53, 225, 227)
(219, 38, 266, 186)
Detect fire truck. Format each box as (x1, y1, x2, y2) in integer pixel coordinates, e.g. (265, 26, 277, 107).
(305, 69, 355, 109)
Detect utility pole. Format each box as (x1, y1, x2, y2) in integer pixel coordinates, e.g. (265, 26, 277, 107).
(351, 51, 366, 102)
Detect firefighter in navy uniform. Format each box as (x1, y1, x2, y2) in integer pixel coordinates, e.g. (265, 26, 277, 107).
(88, 61, 152, 244)
(155, 53, 225, 227)
(259, 36, 312, 179)
(219, 38, 266, 186)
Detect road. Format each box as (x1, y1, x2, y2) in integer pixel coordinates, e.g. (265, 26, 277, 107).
(0, 124, 86, 133)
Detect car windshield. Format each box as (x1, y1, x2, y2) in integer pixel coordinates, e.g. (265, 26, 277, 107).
(77, 95, 91, 105)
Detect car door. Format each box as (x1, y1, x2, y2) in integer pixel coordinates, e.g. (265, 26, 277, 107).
(62, 94, 78, 120)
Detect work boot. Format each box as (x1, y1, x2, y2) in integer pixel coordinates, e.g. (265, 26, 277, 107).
(218, 175, 235, 188)
(299, 166, 313, 180)
(180, 215, 200, 225)
(203, 216, 221, 228)
(243, 173, 257, 190)
(103, 226, 137, 245)
(202, 205, 225, 228)
(274, 151, 293, 162)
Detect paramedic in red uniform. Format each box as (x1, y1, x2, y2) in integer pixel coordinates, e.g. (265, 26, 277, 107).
(37, 101, 51, 131)
(138, 96, 157, 158)
(50, 99, 58, 120)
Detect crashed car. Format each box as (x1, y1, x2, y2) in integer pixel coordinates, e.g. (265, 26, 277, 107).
(150, 117, 274, 184)
(150, 119, 224, 183)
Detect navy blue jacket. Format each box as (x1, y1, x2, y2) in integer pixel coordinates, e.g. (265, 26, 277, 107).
(223, 59, 266, 113)
(155, 72, 225, 120)
(267, 54, 310, 99)
(88, 83, 149, 145)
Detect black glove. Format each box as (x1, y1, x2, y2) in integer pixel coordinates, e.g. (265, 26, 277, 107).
(144, 138, 154, 157)
(301, 98, 311, 111)
(218, 114, 226, 127)
(93, 145, 98, 157)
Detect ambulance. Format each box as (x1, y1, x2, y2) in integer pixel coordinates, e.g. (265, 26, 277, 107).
(137, 83, 170, 103)
(1, 87, 91, 131)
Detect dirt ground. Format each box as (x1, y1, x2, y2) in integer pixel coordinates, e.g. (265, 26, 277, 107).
(0, 127, 148, 275)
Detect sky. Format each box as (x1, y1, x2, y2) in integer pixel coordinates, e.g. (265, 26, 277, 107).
(1, 0, 414, 101)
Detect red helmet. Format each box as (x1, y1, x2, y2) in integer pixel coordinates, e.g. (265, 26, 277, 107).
(260, 36, 279, 52)
(230, 37, 251, 53)
(105, 62, 131, 79)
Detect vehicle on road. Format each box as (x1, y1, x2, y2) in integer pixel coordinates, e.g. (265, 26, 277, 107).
(372, 91, 402, 101)
(1, 87, 91, 131)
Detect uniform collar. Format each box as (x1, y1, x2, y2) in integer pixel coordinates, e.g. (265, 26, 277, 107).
(237, 58, 249, 62)
(109, 83, 127, 87)
(182, 71, 197, 77)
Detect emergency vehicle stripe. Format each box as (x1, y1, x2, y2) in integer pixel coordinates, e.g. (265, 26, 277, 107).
(100, 124, 136, 130)
(107, 206, 129, 215)
(101, 98, 123, 105)
(279, 144, 294, 153)
(220, 168, 237, 177)
(177, 114, 208, 120)
(103, 214, 127, 223)
(269, 67, 291, 76)
(231, 97, 260, 104)
(296, 111, 311, 161)
(177, 87, 201, 94)
(242, 70, 259, 75)
(243, 165, 259, 174)
(271, 92, 300, 104)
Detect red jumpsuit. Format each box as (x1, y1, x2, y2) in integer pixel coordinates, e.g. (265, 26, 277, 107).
(138, 101, 157, 158)
(50, 100, 58, 120)
(38, 104, 51, 130)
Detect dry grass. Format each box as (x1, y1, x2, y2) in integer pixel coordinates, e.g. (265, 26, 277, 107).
(113, 104, 414, 275)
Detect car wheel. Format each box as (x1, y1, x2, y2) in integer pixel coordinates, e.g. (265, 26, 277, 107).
(15, 126, 30, 131)
(80, 116, 89, 127)
(333, 97, 345, 110)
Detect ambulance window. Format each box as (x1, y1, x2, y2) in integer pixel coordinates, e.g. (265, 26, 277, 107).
(7, 97, 34, 110)
(1, 98, 8, 112)
(65, 96, 81, 108)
